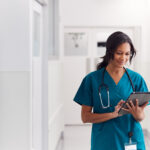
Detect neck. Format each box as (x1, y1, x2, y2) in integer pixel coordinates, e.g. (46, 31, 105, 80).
(106, 64, 124, 74)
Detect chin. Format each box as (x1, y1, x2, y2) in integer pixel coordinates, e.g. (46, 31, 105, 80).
(113, 62, 126, 68)
(116, 64, 124, 68)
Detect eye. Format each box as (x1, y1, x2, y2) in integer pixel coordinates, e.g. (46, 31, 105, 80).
(126, 53, 131, 56)
(116, 52, 122, 55)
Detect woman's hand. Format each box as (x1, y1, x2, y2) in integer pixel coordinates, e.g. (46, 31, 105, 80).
(112, 100, 125, 118)
(122, 99, 148, 121)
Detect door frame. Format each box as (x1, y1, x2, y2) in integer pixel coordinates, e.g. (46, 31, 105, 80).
(30, 1, 48, 150)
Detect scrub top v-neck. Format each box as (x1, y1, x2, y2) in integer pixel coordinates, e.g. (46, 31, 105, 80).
(73, 67, 148, 150)
(105, 69, 126, 86)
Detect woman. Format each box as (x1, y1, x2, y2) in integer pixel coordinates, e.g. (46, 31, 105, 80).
(73, 31, 149, 150)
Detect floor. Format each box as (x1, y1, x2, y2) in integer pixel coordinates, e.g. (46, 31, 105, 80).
(56, 125, 150, 150)
(56, 125, 91, 150)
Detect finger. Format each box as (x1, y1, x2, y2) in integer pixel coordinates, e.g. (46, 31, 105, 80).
(120, 101, 125, 105)
(115, 105, 118, 109)
(135, 99, 139, 107)
(141, 101, 149, 109)
(115, 105, 119, 109)
(118, 100, 124, 105)
(129, 100, 135, 108)
(115, 105, 121, 111)
(121, 108, 130, 112)
(126, 103, 132, 110)
(118, 100, 125, 106)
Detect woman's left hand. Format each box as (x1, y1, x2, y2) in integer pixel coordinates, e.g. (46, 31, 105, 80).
(122, 99, 148, 122)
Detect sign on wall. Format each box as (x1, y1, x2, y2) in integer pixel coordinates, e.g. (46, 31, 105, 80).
(64, 32, 88, 56)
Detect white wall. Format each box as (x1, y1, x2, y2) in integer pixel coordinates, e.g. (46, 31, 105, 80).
(48, 61, 64, 150)
(0, 72, 30, 150)
(0, 0, 30, 149)
(62, 58, 88, 124)
(0, 0, 30, 71)
(61, 0, 150, 60)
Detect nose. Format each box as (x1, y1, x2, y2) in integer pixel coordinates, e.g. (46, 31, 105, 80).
(120, 55, 124, 61)
(120, 54, 126, 61)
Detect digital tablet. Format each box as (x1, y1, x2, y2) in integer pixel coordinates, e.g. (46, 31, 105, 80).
(118, 92, 150, 115)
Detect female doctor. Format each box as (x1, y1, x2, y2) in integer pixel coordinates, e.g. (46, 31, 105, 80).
(73, 31, 149, 150)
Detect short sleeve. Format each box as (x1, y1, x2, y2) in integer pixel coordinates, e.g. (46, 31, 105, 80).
(135, 76, 150, 105)
(73, 75, 93, 106)
(135, 76, 148, 92)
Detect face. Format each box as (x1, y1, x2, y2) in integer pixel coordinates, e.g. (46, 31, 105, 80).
(110, 42, 131, 68)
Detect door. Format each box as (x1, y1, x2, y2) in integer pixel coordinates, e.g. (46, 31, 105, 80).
(31, 1, 43, 150)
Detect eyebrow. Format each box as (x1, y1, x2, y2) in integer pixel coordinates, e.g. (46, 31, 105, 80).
(116, 50, 130, 53)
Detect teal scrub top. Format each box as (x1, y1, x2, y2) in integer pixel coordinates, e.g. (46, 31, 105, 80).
(73, 67, 149, 150)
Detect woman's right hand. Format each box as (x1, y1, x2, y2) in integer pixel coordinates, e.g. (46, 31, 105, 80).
(112, 100, 125, 118)
(81, 100, 125, 123)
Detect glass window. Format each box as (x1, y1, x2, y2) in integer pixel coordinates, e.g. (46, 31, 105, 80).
(48, 0, 59, 57)
(33, 11, 41, 57)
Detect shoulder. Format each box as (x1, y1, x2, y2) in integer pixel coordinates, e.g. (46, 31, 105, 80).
(127, 69, 148, 92)
(126, 68, 144, 80)
(80, 68, 104, 86)
(126, 68, 148, 91)
(84, 68, 104, 80)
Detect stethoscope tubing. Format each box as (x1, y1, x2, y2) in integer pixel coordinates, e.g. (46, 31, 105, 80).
(99, 67, 135, 108)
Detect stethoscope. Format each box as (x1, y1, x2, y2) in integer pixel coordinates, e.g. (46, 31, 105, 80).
(99, 67, 135, 109)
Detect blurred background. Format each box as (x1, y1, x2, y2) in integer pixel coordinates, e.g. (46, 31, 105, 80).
(0, 0, 150, 150)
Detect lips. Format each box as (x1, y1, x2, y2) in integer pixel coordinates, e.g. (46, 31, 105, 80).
(118, 61, 125, 65)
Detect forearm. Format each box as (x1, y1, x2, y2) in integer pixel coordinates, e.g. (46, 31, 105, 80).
(82, 111, 117, 124)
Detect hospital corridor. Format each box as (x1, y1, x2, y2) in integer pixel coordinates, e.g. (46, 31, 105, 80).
(55, 126, 150, 150)
(1, 0, 150, 150)
(55, 125, 91, 150)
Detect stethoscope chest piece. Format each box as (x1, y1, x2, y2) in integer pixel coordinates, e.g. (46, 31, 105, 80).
(99, 83, 110, 109)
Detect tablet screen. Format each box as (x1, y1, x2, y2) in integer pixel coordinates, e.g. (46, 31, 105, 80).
(118, 92, 150, 115)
